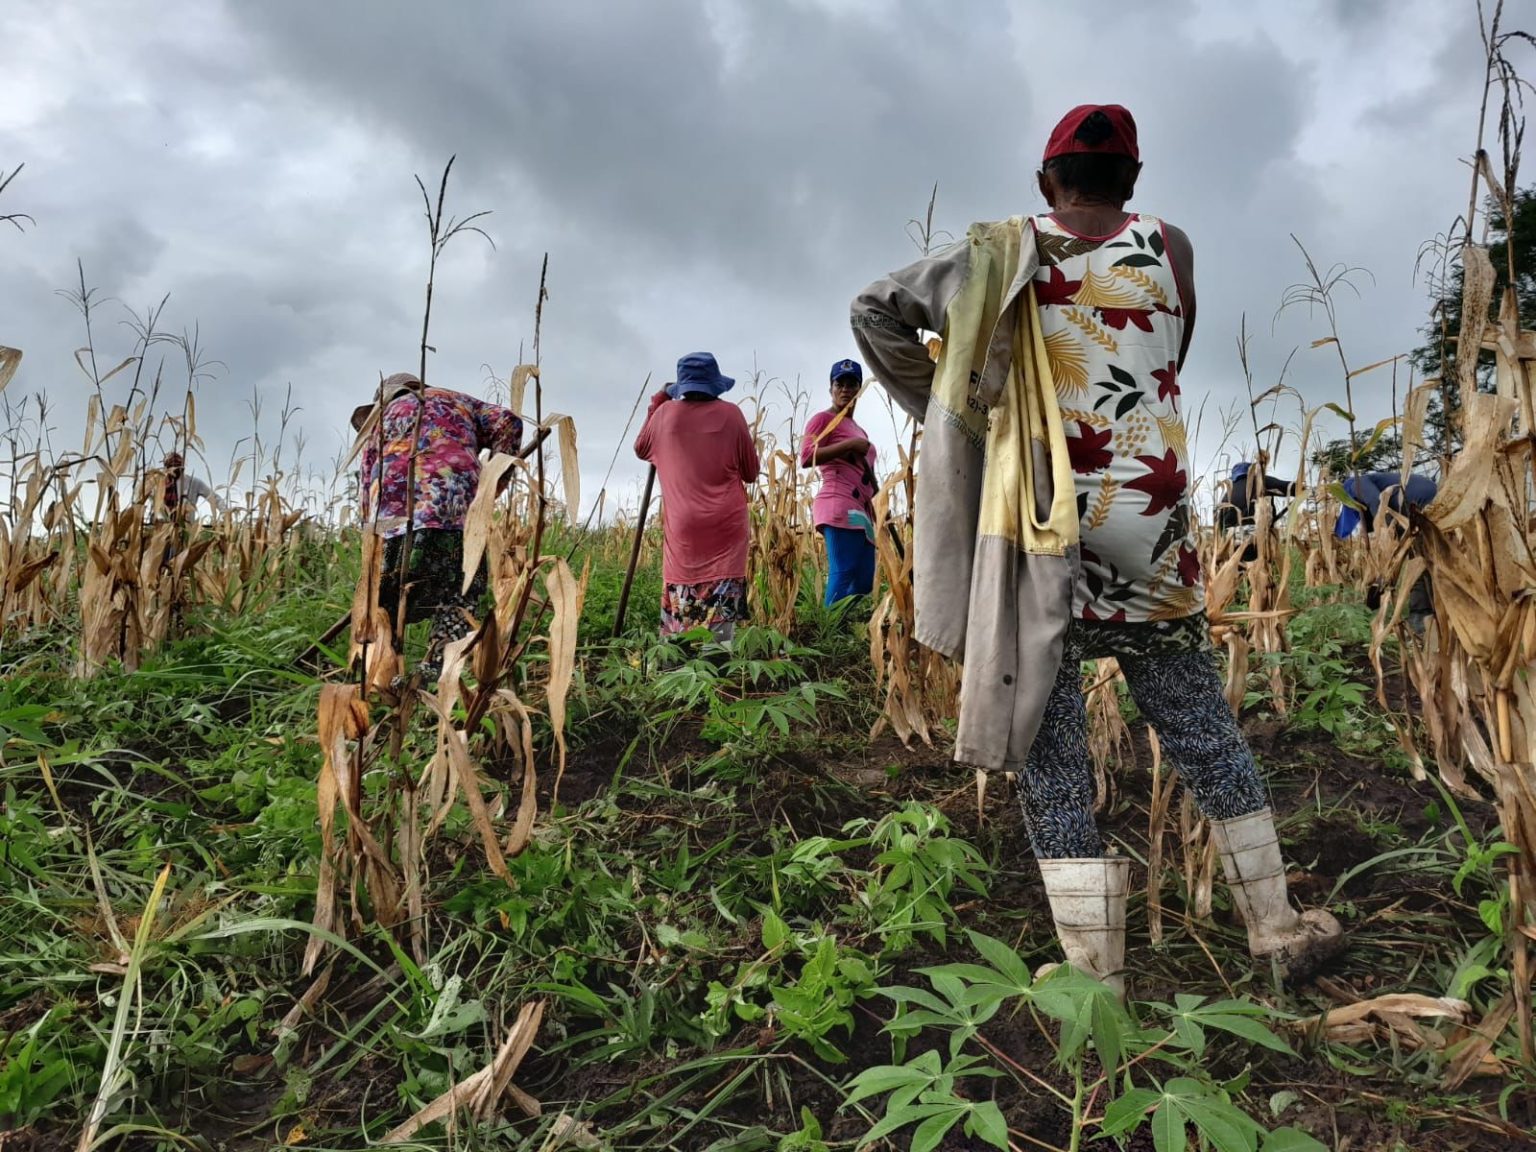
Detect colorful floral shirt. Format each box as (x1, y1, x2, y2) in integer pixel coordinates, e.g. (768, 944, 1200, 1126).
(360, 387, 523, 538)
(800, 409, 877, 542)
(1034, 212, 1201, 623)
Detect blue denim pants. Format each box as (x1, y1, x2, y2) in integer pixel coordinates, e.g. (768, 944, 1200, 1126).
(820, 525, 876, 606)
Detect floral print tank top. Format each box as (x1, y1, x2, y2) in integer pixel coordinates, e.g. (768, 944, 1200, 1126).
(1033, 212, 1203, 623)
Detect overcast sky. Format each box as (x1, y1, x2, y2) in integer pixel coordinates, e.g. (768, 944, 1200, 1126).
(0, 0, 1496, 516)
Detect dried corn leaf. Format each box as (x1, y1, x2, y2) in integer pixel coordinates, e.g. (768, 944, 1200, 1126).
(0, 345, 20, 393)
(1294, 993, 1502, 1077)
(307, 686, 367, 973)
(1294, 992, 1472, 1035)
(471, 1001, 546, 1119)
(1180, 793, 1214, 919)
(1445, 991, 1516, 1088)
(538, 1114, 605, 1151)
(278, 963, 334, 1034)
(419, 693, 510, 882)
(495, 688, 540, 857)
(412, 637, 478, 926)
(551, 413, 580, 524)
(545, 558, 585, 801)
(509, 363, 538, 415)
(1428, 391, 1517, 530)
(380, 1001, 546, 1143)
(463, 452, 519, 594)
(306, 685, 392, 974)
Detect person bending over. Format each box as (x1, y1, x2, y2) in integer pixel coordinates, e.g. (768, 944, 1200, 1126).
(352, 371, 523, 683)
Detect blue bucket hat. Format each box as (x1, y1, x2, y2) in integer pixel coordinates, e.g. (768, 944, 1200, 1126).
(667, 352, 735, 400)
(830, 358, 863, 384)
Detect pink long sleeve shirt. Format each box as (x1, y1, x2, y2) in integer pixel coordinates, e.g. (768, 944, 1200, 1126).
(800, 409, 877, 536)
(635, 397, 760, 585)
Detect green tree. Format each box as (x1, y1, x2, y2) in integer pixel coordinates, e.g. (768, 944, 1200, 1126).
(1310, 428, 1402, 477)
(1410, 184, 1536, 457)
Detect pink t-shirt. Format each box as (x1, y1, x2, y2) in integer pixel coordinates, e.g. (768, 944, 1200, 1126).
(635, 397, 761, 585)
(801, 410, 877, 539)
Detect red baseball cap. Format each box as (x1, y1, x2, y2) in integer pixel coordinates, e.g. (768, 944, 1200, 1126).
(1042, 104, 1139, 164)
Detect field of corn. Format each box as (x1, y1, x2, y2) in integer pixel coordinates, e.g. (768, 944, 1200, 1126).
(6, 17, 1536, 1152)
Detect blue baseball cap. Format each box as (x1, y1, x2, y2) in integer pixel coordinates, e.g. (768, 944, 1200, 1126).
(830, 359, 863, 384)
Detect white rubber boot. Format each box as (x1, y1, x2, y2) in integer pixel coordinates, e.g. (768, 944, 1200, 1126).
(1211, 808, 1345, 981)
(1035, 857, 1130, 999)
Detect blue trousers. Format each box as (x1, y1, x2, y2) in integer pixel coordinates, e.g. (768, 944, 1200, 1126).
(821, 525, 876, 606)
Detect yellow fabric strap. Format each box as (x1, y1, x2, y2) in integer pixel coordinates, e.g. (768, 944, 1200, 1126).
(977, 283, 1078, 555)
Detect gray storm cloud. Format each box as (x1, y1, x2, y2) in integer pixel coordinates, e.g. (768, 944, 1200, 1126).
(0, 0, 1488, 513)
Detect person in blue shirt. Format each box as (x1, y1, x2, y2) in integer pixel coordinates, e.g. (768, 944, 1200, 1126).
(1217, 461, 1295, 530)
(1216, 459, 1295, 562)
(1333, 472, 1438, 539)
(1335, 471, 1438, 628)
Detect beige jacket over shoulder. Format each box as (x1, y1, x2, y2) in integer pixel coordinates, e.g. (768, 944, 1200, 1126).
(851, 217, 1079, 770)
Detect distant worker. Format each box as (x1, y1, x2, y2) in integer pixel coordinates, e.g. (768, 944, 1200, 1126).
(1334, 471, 1437, 539)
(1216, 458, 1296, 562)
(161, 452, 223, 519)
(634, 353, 761, 644)
(1216, 459, 1295, 530)
(1336, 470, 1439, 629)
(801, 358, 879, 605)
(851, 104, 1343, 994)
(352, 371, 523, 684)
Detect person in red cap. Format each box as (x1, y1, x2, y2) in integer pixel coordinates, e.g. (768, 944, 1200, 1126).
(852, 104, 1343, 995)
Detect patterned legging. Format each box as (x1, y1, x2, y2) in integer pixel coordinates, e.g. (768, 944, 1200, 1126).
(381, 530, 485, 679)
(1016, 630, 1267, 859)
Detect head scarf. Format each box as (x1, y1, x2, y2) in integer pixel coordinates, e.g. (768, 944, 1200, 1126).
(347, 372, 422, 465)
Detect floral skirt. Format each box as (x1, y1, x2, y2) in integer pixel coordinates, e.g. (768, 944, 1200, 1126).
(379, 529, 486, 679)
(660, 577, 748, 643)
(380, 529, 485, 623)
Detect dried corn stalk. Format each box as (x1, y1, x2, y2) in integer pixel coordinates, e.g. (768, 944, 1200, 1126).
(749, 445, 811, 634)
(307, 684, 400, 976)
(1202, 538, 1251, 716)
(1291, 993, 1502, 1080)
(1084, 659, 1128, 813)
(1375, 214, 1536, 1065)
(868, 438, 958, 745)
(312, 405, 580, 975)
(1145, 728, 1176, 944)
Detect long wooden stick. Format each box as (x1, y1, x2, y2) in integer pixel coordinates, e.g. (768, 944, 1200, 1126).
(613, 464, 657, 638)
